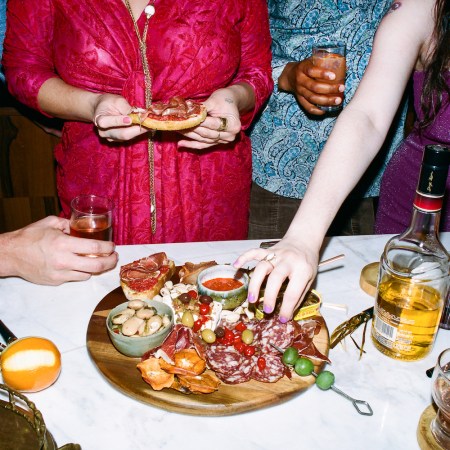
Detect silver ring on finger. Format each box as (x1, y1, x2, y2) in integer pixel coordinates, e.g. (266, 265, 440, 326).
(216, 131, 221, 141)
(217, 117, 228, 132)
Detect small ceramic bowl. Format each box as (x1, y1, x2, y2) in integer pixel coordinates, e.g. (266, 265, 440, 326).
(106, 300, 174, 357)
(197, 264, 249, 310)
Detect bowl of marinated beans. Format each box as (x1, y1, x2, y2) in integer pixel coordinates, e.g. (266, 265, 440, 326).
(107, 299, 174, 357)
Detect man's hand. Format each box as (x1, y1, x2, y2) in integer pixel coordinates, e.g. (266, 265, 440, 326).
(278, 59, 345, 115)
(0, 216, 118, 285)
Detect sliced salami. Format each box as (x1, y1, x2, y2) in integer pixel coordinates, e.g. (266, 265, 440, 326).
(205, 345, 242, 374)
(205, 345, 253, 384)
(217, 357, 253, 384)
(251, 354, 285, 383)
(258, 317, 295, 353)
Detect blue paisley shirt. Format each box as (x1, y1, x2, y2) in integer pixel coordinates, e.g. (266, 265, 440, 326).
(251, 0, 406, 199)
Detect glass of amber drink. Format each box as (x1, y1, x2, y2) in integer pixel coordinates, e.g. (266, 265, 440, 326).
(431, 348, 450, 448)
(70, 195, 113, 253)
(312, 43, 347, 112)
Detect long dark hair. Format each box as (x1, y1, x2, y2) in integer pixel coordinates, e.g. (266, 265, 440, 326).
(421, 0, 450, 127)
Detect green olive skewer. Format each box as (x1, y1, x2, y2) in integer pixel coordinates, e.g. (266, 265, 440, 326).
(270, 342, 373, 416)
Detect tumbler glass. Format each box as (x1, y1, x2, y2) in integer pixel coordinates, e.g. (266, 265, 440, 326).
(312, 42, 347, 112)
(430, 348, 450, 448)
(70, 195, 113, 244)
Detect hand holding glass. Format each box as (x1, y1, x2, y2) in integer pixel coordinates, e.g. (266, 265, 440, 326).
(70, 195, 113, 255)
(312, 43, 347, 112)
(431, 348, 450, 448)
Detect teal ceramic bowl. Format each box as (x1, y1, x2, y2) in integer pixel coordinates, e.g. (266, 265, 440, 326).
(197, 264, 249, 310)
(106, 300, 174, 357)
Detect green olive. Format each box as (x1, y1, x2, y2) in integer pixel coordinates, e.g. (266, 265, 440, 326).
(315, 371, 335, 390)
(282, 347, 299, 366)
(294, 357, 314, 376)
(181, 311, 194, 328)
(241, 329, 254, 345)
(201, 329, 216, 344)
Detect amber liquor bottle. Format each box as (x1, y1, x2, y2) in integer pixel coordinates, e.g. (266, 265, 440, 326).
(372, 145, 450, 361)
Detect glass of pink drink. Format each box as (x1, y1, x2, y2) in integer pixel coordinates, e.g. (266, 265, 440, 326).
(431, 348, 450, 448)
(70, 195, 113, 255)
(312, 43, 346, 112)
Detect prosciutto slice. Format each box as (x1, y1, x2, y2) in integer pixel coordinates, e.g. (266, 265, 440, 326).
(120, 252, 169, 283)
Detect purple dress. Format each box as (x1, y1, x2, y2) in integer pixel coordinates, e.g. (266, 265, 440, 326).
(375, 71, 450, 233)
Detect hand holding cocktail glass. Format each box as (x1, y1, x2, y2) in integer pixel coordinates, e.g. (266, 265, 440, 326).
(311, 43, 347, 113)
(70, 195, 114, 256)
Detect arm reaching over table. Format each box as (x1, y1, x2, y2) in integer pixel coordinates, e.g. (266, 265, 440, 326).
(235, 0, 439, 321)
(0, 216, 118, 285)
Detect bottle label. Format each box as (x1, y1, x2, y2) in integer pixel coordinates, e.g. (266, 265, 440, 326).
(413, 192, 443, 212)
(374, 314, 398, 342)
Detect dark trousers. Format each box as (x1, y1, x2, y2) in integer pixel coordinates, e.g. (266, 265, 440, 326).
(248, 182, 376, 239)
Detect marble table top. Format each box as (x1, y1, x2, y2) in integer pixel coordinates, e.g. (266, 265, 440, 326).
(1, 233, 449, 450)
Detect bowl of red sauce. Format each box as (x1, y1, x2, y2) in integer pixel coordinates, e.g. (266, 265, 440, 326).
(197, 264, 249, 310)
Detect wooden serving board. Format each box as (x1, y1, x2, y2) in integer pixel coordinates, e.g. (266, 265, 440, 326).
(86, 287, 330, 416)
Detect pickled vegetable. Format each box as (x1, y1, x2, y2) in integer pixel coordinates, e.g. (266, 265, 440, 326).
(282, 347, 299, 366)
(178, 293, 191, 304)
(181, 311, 194, 328)
(215, 327, 225, 338)
(201, 329, 216, 344)
(199, 295, 213, 304)
(241, 329, 254, 345)
(315, 371, 335, 390)
(294, 358, 314, 376)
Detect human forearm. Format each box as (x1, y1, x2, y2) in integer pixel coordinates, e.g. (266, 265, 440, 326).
(37, 78, 101, 122)
(284, 106, 387, 243)
(0, 217, 118, 285)
(227, 82, 255, 114)
(0, 231, 21, 278)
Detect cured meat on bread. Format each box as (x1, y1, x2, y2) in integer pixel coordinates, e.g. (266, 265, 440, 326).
(129, 96, 207, 131)
(120, 252, 176, 300)
(178, 261, 217, 285)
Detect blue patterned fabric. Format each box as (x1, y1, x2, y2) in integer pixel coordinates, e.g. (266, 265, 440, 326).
(0, 0, 6, 82)
(251, 0, 407, 199)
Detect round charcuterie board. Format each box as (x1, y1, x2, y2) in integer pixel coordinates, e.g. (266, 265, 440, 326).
(86, 286, 330, 416)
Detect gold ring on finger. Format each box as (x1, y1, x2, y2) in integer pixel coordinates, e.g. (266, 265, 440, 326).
(217, 117, 228, 132)
(262, 252, 276, 269)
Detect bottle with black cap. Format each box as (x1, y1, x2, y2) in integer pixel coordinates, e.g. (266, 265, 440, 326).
(371, 145, 450, 361)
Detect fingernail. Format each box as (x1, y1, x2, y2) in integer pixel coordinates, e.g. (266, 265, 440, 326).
(327, 72, 336, 80)
(123, 116, 132, 124)
(279, 316, 289, 323)
(247, 292, 256, 303)
(263, 305, 274, 314)
(335, 98, 342, 105)
(338, 85, 345, 92)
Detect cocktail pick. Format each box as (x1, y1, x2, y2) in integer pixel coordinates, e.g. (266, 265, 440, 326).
(270, 342, 373, 416)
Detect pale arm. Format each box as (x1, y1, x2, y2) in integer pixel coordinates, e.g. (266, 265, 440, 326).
(0, 217, 118, 285)
(234, 0, 434, 321)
